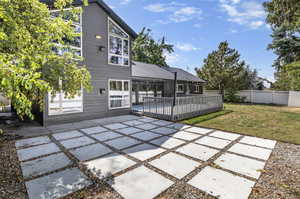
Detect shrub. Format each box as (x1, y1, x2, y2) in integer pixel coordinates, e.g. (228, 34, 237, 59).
(224, 90, 246, 103)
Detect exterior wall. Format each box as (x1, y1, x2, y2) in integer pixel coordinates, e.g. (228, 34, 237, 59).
(43, 3, 132, 126)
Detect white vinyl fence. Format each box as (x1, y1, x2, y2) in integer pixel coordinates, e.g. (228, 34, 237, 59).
(204, 90, 300, 107)
(0, 93, 11, 112)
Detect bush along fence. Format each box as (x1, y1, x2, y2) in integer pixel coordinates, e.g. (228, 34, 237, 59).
(141, 95, 223, 121)
(204, 90, 300, 107)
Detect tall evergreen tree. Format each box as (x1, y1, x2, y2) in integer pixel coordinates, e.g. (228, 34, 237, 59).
(132, 28, 174, 67)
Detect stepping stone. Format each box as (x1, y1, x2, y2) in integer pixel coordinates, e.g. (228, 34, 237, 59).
(196, 136, 231, 149)
(150, 152, 199, 179)
(151, 127, 178, 135)
(123, 143, 165, 161)
(185, 127, 212, 135)
(60, 136, 95, 149)
(239, 136, 277, 149)
(136, 123, 158, 130)
(138, 118, 157, 123)
(91, 131, 122, 142)
(16, 136, 51, 149)
(215, 153, 266, 179)
(104, 123, 128, 130)
(21, 153, 71, 179)
(209, 131, 240, 141)
(85, 153, 136, 178)
(25, 168, 91, 199)
(111, 166, 173, 199)
(152, 120, 173, 126)
(176, 143, 219, 161)
(52, 130, 83, 141)
(188, 166, 255, 199)
(172, 131, 201, 141)
(80, 126, 107, 135)
(69, 143, 112, 161)
(17, 143, 61, 161)
(228, 143, 272, 160)
(150, 136, 185, 149)
(116, 127, 142, 135)
(123, 120, 144, 126)
(131, 131, 162, 141)
(167, 123, 191, 130)
(105, 137, 141, 150)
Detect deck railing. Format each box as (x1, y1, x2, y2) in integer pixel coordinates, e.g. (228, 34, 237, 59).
(142, 95, 223, 121)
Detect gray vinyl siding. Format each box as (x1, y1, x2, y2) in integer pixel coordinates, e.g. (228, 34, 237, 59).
(43, 3, 132, 126)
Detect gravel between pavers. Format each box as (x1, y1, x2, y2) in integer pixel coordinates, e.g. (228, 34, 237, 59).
(248, 142, 300, 199)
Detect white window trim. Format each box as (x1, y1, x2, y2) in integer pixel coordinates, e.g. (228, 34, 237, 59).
(108, 79, 131, 110)
(177, 84, 185, 93)
(48, 80, 83, 116)
(107, 17, 130, 67)
(195, 85, 201, 93)
(50, 7, 83, 58)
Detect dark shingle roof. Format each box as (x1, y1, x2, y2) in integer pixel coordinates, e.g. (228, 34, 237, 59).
(132, 62, 175, 80)
(163, 67, 206, 82)
(40, 0, 137, 38)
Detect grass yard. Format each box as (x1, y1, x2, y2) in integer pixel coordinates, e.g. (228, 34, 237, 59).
(183, 103, 300, 145)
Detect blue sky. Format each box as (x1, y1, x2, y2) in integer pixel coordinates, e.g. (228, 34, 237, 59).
(104, 0, 276, 82)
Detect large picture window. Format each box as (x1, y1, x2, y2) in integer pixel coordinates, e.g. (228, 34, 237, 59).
(48, 80, 83, 115)
(109, 80, 130, 109)
(108, 18, 129, 66)
(51, 8, 82, 57)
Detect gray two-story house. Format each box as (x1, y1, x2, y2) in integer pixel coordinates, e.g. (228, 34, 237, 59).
(39, 0, 137, 126)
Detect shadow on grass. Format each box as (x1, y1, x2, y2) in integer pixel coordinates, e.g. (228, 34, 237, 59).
(182, 109, 233, 125)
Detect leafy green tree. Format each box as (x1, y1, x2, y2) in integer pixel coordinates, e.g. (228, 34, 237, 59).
(196, 41, 257, 98)
(132, 28, 174, 67)
(0, 0, 92, 120)
(274, 61, 300, 91)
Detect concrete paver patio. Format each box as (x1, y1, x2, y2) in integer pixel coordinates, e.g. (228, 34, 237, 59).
(14, 115, 277, 199)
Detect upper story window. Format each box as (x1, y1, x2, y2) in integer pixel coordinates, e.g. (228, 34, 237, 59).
(108, 18, 129, 66)
(177, 84, 185, 93)
(51, 8, 82, 58)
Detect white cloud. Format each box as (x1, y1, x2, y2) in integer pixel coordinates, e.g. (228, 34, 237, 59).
(165, 53, 180, 64)
(175, 42, 201, 52)
(193, 23, 202, 28)
(120, 0, 132, 5)
(144, 2, 202, 23)
(219, 0, 266, 29)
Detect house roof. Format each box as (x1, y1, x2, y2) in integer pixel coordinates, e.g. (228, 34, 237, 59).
(163, 67, 206, 83)
(40, 0, 138, 38)
(132, 61, 175, 80)
(132, 61, 205, 83)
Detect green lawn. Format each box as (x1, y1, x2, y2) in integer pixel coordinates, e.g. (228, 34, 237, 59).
(183, 103, 300, 145)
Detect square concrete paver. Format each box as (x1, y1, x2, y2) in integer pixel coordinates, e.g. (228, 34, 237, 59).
(229, 143, 272, 160)
(17, 143, 61, 161)
(176, 143, 219, 161)
(150, 152, 199, 179)
(60, 136, 95, 149)
(185, 127, 212, 135)
(104, 123, 128, 130)
(123, 143, 165, 161)
(69, 143, 112, 161)
(151, 127, 178, 135)
(85, 153, 136, 178)
(21, 153, 71, 179)
(239, 136, 277, 149)
(122, 120, 144, 126)
(16, 136, 51, 149)
(209, 131, 240, 141)
(105, 137, 141, 150)
(52, 131, 83, 141)
(136, 123, 158, 130)
(196, 136, 231, 149)
(111, 166, 173, 199)
(131, 131, 162, 141)
(115, 127, 142, 135)
(167, 123, 191, 130)
(91, 131, 122, 142)
(25, 168, 91, 199)
(150, 136, 185, 149)
(138, 117, 157, 123)
(152, 120, 173, 126)
(172, 131, 201, 141)
(80, 126, 107, 135)
(188, 166, 255, 199)
(215, 153, 266, 179)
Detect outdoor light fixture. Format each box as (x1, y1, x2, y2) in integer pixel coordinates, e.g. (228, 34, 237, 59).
(95, 35, 102, 39)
